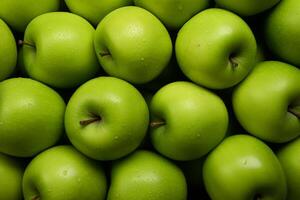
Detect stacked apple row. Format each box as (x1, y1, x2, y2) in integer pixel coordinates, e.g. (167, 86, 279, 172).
(0, 0, 300, 200)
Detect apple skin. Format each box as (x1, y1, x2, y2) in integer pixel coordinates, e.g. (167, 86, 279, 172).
(94, 6, 172, 84)
(0, 78, 65, 157)
(107, 150, 187, 200)
(64, 0, 132, 26)
(233, 61, 300, 143)
(215, 0, 280, 16)
(277, 137, 300, 200)
(134, 0, 209, 30)
(22, 145, 107, 200)
(0, 0, 60, 32)
(0, 19, 17, 81)
(23, 12, 100, 89)
(150, 81, 228, 160)
(176, 8, 257, 89)
(264, 0, 300, 66)
(0, 153, 24, 200)
(203, 134, 287, 200)
(65, 76, 149, 160)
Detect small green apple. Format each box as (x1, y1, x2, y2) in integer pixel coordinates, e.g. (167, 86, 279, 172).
(94, 6, 172, 84)
(0, 19, 17, 81)
(64, 0, 132, 26)
(65, 76, 149, 160)
(150, 81, 228, 160)
(0, 0, 60, 32)
(215, 0, 280, 16)
(264, 0, 300, 66)
(0, 153, 24, 200)
(176, 8, 257, 89)
(107, 150, 187, 200)
(134, 0, 210, 30)
(23, 145, 107, 200)
(0, 78, 65, 157)
(277, 137, 300, 200)
(203, 134, 287, 200)
(22, 12, 100, 88)
(233, 61, 300, 143)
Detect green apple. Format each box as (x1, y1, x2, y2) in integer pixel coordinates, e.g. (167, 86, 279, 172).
(22, 12, 100, 89)
(0, 0, 60, 32)
(215, 0, 280, 16)
(264, 0, 300, 66)
(203, 134, 287, 200)
(150, 81, 228, 160)
(64, 0, 132, 26)
(23, 145, 107, 200)
(176, 8, 257, 89)
(65, 76, 149, 160)
(134, 0, 210, 30)
(0, 78, 65, 157)
(233, 61, 300, 143)
(107, 150, 187, 200)
(94, 6, 172, 84)
(0, 19, 17, 81)
(277, 137, 300, 200)
(0, 153, 24, 200)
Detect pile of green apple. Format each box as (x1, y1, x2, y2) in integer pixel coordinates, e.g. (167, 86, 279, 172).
(1, 0, 300, 200)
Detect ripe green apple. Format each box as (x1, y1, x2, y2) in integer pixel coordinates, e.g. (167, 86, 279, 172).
(134, 0, 210, 30)
(264, 0, 300, 66)
(215, 0, 280, 16)
(0, 153, 24, 200)
(64, 0, 132, 26)
(0, 0, 60, 32)
(65, 76, 149, 160)
(176, 8, 257, 89)
(0, 19, 17, 81)
(107, 150, 187, 200)
(23, 145, 107, 200)
(277, 137, 300, 200)
(233, 61, 300, 143)
(22, 12, 100, 89)
(94, 6, 172, 84)
(203, 134, 287, 200)
(0, 78, 65, 157)
(150, 81, 228, 160)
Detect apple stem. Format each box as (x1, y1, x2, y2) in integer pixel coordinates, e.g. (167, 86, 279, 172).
(18, 40, 35, 48)
(288, 106, 300, 118)
(229, 56, 238, 69)
(80, 116, 101, 126)
(150, 120, 165, 128)
(99, 50, 111, 57)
